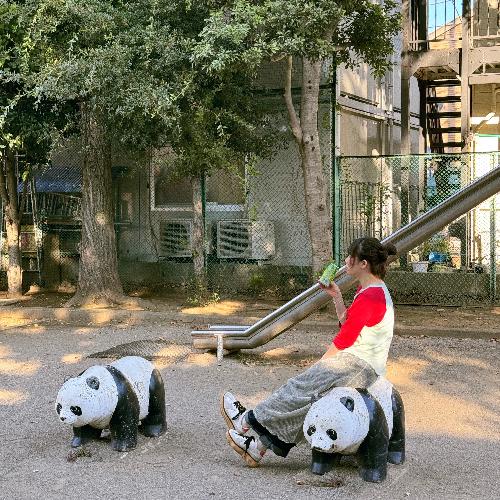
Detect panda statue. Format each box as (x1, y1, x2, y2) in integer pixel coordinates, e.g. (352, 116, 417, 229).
(56, 356, 167, 452)
(303, 377, 405, 483)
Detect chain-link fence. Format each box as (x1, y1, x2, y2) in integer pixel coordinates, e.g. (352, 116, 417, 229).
(338, 153, 499, 304)
(1, 146, 499, 305)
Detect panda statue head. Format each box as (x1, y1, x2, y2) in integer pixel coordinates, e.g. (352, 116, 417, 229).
(303, 387, 370, 454)
(55, 366, 118, 428)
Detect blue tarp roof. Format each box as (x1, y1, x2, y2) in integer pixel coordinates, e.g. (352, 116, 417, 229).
(19, 164, 126, 193)
(33, 165, 82, 193)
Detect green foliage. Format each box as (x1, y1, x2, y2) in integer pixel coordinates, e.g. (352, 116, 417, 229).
(418, 235, 451, 261)
(6, 0, 280, 181)
(358, 182, 392, 234)
(3, 0, 400, 172)
(18, 0, 193, 151)
(0, 1, 74, 166)
(194, 0, 401, 78)
(248, 204, 259, 221)
(185, 279, 221, 307)
(166, 82, 278, 179)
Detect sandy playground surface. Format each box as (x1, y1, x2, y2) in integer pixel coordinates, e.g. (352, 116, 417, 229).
(0, 301, 498, 499)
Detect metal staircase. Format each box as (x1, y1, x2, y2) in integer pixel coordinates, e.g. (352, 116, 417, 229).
(425, 79, 463, 152)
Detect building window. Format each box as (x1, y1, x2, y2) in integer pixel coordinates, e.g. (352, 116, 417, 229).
(206, 163, 245, 206)
(150, 150, 246, 211)
(150, 150, 192, 211)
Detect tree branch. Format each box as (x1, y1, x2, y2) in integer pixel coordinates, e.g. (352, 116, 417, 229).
(0, 153, 10, 204)
(284, 55, 303, 145)
(271, 54, 286, 62)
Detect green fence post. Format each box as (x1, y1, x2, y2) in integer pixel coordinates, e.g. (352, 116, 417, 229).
(201, 174, 206, 270)
(399, 155, 409, 269)
(332, 156, 341, 265)
(490, 195, 497, 303)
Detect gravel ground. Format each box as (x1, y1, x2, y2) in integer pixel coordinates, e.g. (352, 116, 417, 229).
(0, 314, 498, 500)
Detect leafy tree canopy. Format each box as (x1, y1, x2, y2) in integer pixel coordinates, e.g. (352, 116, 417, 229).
(194, 0, 400, 77)
(6, 0, 278, 176)
(18, 0, 193, 151)
(0, 0, 73, 165)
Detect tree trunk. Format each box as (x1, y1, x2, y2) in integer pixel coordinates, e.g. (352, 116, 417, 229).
(300, 58, 332, 274)
(284, 56, 332, 275)
(5, 209, 22, 297)
(191, 176, 205, 285)
(1, 148, 23, 297)
(65, 107, 127, 307)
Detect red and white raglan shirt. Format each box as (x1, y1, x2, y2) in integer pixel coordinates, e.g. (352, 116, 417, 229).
(333, 284, 394, 375)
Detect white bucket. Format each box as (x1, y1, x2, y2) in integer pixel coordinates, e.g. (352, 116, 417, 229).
(412, 261, 429, 273)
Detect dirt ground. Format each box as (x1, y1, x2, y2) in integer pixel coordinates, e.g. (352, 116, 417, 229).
(1, 290, 500, 334)
(0, 296, 499, 499)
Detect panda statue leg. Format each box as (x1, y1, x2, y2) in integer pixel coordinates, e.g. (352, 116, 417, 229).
(387, 388, 405, 465)
(71, 425, 102, 448)
(356, 390, 390, 483)
(141, 368, 167, 437)
(106, 366, 141, 452)
(311, 449, 342, 475)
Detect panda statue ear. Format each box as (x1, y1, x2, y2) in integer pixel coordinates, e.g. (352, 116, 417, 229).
(340, 396, 355, 412)
(86, 376, 100, 390)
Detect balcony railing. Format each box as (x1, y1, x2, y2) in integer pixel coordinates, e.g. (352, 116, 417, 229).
(409, 1, 500, 51)
(24, 192, 82, 221)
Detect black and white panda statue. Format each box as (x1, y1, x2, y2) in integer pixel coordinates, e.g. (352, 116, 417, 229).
(56, 356, 167, 452)
(303, 377, 405, 483)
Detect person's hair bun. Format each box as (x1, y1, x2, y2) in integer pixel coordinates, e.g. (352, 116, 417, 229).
(377, 247, 388, 261)
(383, 243, 397, 257)
(347, 237, 397, 278)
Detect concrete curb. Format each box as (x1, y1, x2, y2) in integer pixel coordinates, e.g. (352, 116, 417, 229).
(0, 305, 498, 340)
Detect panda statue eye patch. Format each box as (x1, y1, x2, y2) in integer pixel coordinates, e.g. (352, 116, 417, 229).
(70, 406, 82, 416)
(307, 425, 316, 436)
(86, 376, 100, 390)
(340, 397, 355, 412)
(327, 429, 338, 441)
(56, 403, 62, 415)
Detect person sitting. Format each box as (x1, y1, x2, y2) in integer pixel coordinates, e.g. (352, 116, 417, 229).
(220, 237, 397, 466)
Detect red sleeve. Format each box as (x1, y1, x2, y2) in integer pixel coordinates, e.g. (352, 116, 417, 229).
(333, 287, 387, 350)
(337, 285, 363, 327)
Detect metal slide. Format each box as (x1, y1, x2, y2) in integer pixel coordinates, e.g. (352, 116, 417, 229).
(192, 166, 500, 352)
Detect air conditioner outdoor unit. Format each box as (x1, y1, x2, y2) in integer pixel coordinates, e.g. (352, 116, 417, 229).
(217, 220, 275, 260)
(159, 220, 193, 258)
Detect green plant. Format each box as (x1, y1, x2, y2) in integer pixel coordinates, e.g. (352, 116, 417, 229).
(249, 272, 265, 289)
(417, 235, 451, 261)
(185, 280, 220, 307)
(358, 182, 392, 237)
(248, 204, 259, 222)
(359, 186, 377, 234)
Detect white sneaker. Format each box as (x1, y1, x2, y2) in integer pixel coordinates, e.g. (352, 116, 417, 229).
(220, 392, 247, 433)
(226, 429, 263, 467)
